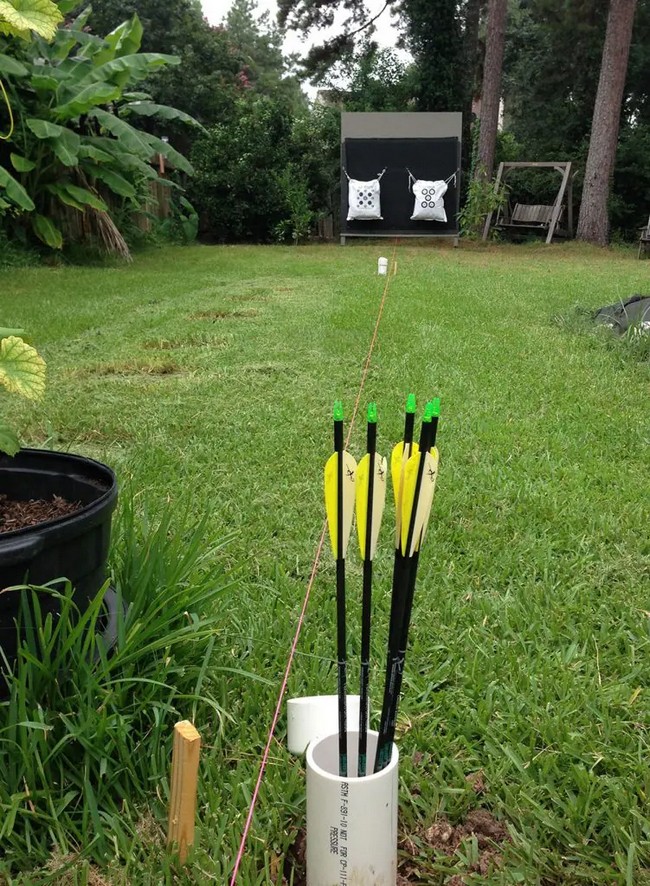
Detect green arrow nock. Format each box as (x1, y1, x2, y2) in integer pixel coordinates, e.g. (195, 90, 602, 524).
(431, 397, 441, 418)
(406, 393, 416, 414)
(367, 402, 377, 424)
(333, 401, 343, 422)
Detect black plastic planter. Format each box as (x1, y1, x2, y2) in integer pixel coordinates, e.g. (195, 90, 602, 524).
(0, 448, 118, 669)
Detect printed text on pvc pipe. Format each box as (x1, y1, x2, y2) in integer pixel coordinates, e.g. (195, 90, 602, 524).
(328, 781, 349, 884)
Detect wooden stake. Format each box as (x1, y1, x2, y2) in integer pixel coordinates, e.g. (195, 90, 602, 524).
(167, 720, 201, 863)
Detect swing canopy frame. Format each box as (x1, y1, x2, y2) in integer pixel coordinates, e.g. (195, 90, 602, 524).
(482, 161, 574, 245)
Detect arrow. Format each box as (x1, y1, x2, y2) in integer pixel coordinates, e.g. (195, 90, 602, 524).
(374, 398, 440, 772)
(324, 401, 356, 776)
(374, 394, 417, 772)
(355, 402, 387, 776)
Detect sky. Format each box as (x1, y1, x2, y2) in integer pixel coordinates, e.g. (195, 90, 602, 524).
(200, 0, 404, 63)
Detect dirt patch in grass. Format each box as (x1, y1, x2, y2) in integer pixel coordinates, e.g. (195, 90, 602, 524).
(142, 334, 228, 350)
(58, 427, 136, 445)
(190, 309, 259, 320)
(72, 360, 182, 378)
(40, 853, 113, 886)
(283, 806, 510, 886)
(399, 809, 510, 884)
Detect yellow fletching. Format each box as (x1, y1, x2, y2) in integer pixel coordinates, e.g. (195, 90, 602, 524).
(418, 447, 439, 548)
(400, 447, 440, 556)
(356, 453, 387, 560)
(391, 440, 418, 546)
(356, 453, 370, 557)
(400, 450, 420, 554)
(324, 450, 357, 558)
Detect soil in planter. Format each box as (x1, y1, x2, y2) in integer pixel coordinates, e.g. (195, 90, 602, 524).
(0, 494, 82, 533)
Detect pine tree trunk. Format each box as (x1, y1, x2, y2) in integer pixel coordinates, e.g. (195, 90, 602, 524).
(577, 0, 638, 245)
(473, 0, 507, 182)
(461, 0, 482, 176)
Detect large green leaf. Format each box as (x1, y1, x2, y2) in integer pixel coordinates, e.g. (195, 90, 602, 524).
(147, 134, 194, 176)
(53, 82, 121, 120)
(31, 213, 62, 248)
(0, 0, 62, 40)
(0, 53, 28, 76)
(0, 164, 35, 210)
(123, 101, 202, 129)
(83, 164, 135, 198)
(84, 136, 158, 179)
(10, 153, 36, 172)
(78, 143, 114, 163)
(30, 71, 60, 91)
(0, 422, 20, 457)
(93, 14, 143, 66)
(50, 129, 80, 166)
(26, 119, 80, 165)
(0, 335, 46, 400)
(89, 108, 154, 158)
(80, 53, 179, 90)
(26, 117, 63, 138)
(46, 182, 85, 210)
(47, 182, 108, 211)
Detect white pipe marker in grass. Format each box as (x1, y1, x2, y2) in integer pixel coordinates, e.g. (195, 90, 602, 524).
(378, 256, 388, 275)
(287, 695, 364, 755)
(306, 729, 398, 885)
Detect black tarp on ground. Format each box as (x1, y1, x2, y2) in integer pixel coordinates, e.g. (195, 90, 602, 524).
(594, 295, 650, 333)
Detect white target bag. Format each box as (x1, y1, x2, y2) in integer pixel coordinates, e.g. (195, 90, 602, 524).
(346, 173, 384, 221)
(410, 177, 448, 222)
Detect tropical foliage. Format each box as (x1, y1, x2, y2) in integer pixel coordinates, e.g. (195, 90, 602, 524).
(0, 7, 198, 250)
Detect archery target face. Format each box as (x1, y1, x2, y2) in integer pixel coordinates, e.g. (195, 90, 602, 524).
(347, 178, 382, 220)
(411, 179, 448, 222)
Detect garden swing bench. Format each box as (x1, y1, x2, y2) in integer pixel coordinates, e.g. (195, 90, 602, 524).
(482, 161, 574, 245)
(638, 214, 650, 259)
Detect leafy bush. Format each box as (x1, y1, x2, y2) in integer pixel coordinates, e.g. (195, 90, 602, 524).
(190, 97, 339, 243)
(274, 165, 313, 243)
(189, 95, 293, 242)
(459, 167, 508, 239)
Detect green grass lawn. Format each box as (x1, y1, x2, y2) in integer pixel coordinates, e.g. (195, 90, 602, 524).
(1, 241, 649, 884)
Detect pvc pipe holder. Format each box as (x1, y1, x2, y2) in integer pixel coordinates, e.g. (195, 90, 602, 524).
(287, 695, 362, 756)
(377, 256, 388, 275)
(306, 729, 398, 885)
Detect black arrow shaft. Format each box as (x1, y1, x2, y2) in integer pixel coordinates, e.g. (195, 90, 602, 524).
(358, 418, 376, 776)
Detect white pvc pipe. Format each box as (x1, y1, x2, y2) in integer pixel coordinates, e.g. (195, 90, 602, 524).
(306, 730, 398, 885)
(287, 695, 362, 756)
(378, 256, 388, 275)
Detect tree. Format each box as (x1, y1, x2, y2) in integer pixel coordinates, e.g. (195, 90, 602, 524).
(577, 0, 639, 244)
(224, 0, 304, 107)
(87, 0, 244, 127)
(399, 0, 465, 111)
(322, 41, 416, 111)
(278, 0, 398, 79)
(473, 0, 507, 182)
(87, 0, 204, 54)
